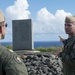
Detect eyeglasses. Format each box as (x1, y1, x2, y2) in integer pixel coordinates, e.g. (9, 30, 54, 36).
(0, 22, 7, 27)
(5, 23, 7, 27)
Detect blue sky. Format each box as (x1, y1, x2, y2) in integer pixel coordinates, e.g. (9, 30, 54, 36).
(0, 0, 75, 42)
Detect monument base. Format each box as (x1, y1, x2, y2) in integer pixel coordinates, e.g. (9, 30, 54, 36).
(15, 50, 40, 55)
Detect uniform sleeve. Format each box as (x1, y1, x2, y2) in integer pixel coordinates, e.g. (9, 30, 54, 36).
(4, 55, 28, 75)
(1, 47, 28, 75)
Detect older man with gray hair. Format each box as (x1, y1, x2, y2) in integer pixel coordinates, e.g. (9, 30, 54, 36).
(0, 10, 28, 75)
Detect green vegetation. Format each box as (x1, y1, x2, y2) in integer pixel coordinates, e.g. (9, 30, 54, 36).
(6, 45, 13, 49)
(35, 46, 63, 52)
(5, 45, 63, 52)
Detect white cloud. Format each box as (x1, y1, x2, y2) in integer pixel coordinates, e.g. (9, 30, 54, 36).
(33, 7, 72, 34)
(6, 0, 30, 20)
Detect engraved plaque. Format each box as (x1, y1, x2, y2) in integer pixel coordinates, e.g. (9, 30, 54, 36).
(12, 19, 34, 50)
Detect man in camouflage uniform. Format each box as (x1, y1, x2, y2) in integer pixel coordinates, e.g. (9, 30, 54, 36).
(59, 16, 75, 75)
(0, 10, 28, 75)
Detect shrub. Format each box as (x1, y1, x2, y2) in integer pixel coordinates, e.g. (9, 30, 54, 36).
(35, 46, 62, 52)
(6, 45, 13, 49)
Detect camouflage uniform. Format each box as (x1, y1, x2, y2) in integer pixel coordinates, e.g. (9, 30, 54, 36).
(59, 35, 75, 75)
(0, 45, 28, 75)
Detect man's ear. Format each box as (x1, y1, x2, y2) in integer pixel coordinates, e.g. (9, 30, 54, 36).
(0, 26, 2, 33)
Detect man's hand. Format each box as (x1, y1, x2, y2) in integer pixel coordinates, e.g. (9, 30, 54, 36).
(59, 36, 65, 42)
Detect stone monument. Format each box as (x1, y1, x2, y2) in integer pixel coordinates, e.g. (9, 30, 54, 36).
(12, 19, 34, 50)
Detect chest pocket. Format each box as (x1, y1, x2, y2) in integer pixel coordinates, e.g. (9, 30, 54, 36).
(64, 40, 75, 55)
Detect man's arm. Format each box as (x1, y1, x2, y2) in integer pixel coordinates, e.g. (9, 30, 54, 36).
(1, 46, 28, 75)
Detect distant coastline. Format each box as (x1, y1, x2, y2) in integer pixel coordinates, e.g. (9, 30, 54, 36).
(0, 41, 64, 48)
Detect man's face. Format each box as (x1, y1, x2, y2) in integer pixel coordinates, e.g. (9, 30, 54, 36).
(0, 21, 6, 39)
(64, 22, 75, 35)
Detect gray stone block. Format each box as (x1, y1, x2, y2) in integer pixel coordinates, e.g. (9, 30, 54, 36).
(12, 19, 34, 50)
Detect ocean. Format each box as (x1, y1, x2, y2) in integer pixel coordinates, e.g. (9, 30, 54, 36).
(0, 41, 64, 48)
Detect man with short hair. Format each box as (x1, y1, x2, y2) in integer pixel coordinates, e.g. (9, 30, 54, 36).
(0, 10, 28, 75)
(59, 15, 75, 75)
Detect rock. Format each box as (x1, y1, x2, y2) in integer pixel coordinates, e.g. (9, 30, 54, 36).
(22, 52, 63, 75)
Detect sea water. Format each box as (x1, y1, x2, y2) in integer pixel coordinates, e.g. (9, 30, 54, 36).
(0, 41, 63, 48)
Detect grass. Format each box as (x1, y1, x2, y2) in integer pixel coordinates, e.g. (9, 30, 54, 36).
(35, 46, 63, 52)
(6, 45, 13, 49)
(5, 45, 63, 53)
